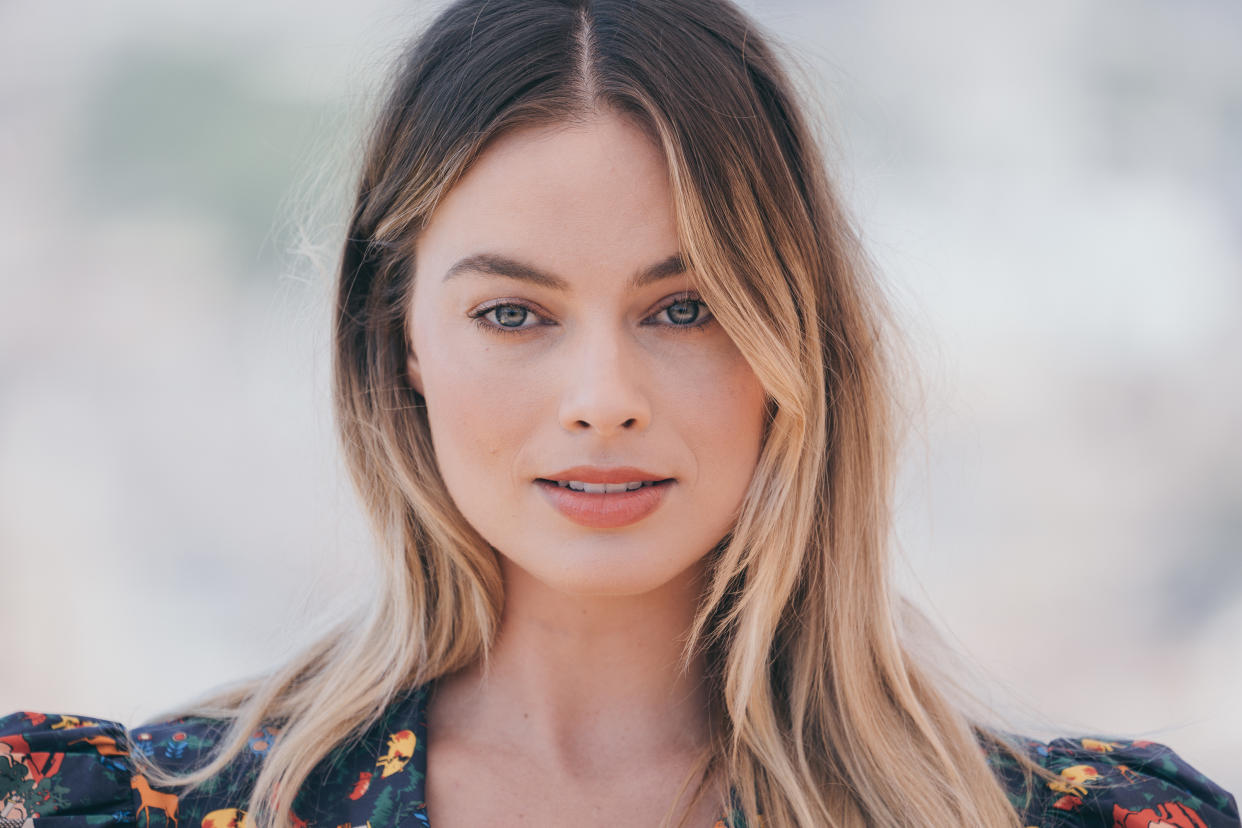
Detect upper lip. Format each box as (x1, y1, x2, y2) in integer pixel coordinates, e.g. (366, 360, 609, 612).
(539, 466, 673, 484)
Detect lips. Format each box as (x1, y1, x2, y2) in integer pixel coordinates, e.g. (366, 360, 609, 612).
(539, 465, 671, 485)
(546, 480, 661, 493)
(534, 478, 673, 529)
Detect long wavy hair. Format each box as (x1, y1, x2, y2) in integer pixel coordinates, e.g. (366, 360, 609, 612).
(129, 0, 1061, 825)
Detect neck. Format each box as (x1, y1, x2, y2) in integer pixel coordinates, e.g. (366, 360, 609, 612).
(430, 558, 712, 770)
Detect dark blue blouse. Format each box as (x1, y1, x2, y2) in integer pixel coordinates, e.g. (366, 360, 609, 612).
(1, 684, 1237, 826)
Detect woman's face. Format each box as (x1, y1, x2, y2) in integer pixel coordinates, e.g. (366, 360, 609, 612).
(406, 110, 768, 597)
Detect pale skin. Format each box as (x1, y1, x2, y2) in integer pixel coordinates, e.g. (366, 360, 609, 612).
(405, 108, 769, 826)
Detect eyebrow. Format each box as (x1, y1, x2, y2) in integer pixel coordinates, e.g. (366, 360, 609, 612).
(442, 252, 686, 291)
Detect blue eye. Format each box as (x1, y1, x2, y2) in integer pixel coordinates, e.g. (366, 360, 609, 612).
(656, 296, 711, 328)
(468, 292, 714, 337)
(469, 303, 543, 335)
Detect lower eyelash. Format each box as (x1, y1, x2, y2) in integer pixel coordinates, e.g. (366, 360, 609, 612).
(470, 313, 530, 336)
(469, 306, 540, 336)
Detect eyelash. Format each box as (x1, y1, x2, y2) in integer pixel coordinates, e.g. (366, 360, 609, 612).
(468, 292, 714, 337)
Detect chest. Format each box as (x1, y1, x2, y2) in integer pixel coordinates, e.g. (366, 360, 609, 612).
(424, 739, 728, 828)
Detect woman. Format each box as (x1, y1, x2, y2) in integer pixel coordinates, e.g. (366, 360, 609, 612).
(2, 1, 1236, 826)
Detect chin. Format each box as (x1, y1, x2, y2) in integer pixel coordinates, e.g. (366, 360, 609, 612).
(549, 570, 680, 599)
(502, 549, 706, 601)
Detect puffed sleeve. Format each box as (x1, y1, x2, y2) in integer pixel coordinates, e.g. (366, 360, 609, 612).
(1, 711, 143, 826)
(0, 709, 260, 827)
(1022, 735, 1240, 828)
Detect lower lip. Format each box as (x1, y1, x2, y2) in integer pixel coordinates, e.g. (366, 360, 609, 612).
(535, 479, 673, 529)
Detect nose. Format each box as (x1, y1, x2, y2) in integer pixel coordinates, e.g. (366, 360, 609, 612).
(557, 326, 652, 436)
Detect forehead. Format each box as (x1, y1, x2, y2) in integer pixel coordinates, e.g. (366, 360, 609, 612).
(414, 110, 681, 287)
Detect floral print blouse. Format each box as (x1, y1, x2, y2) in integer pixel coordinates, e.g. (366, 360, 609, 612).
(2, 683, 1237, 827)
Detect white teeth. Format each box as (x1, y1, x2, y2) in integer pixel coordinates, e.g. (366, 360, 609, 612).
(557, 480, 655, 493)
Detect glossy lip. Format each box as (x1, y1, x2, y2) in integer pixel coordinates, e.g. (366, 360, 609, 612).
(534, 478, 673, 529)
(538, 465, 673, 484)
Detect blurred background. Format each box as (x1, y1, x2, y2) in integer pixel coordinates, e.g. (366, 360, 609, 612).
(2, 0, 1238, 795)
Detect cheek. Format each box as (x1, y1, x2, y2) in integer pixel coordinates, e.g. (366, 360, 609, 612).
(671, 345, 767, 446)
(419, 338, 543, 487)
(649, 342, 767, 534)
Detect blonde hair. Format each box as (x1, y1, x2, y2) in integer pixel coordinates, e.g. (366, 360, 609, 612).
(130, 1, 1062, 825)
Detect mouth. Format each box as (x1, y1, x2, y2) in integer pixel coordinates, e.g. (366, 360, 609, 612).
(535, 478, 675, 494)
(534, 478, 675, 529)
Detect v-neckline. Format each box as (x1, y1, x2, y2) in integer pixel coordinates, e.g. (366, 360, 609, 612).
(406, 683, 737, 828)
(410, 683, 431, 824)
